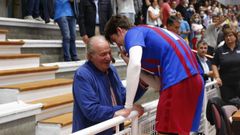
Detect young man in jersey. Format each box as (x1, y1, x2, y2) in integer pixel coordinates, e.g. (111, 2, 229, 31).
(105, 15, 204, 134)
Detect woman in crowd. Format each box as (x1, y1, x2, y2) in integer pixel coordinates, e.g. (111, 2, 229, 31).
(146, 0, 162, 27)
(190, 13, 204, 49)
(212, 27, 240, 107)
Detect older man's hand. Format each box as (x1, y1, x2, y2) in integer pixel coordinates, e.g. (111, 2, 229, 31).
(114, 108, 131, 117)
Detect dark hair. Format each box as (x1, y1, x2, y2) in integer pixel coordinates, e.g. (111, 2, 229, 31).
(197, 40, 208, 48)
(223, 27, 237, 39)
(166, 16, 180, 26)
(104, 15, 134, 43)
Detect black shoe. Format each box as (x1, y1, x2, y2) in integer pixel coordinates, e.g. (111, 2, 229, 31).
(72, 58, 80, 61)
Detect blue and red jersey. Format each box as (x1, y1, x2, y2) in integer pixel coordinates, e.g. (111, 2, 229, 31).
(124, 26, 202, 91)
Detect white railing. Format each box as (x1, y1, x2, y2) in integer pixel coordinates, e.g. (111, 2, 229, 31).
(71, 81, 220, 135)
(71, 100, 158, 135)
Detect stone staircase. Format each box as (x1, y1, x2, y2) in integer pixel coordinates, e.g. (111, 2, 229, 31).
(0, 27, 129, 135)
(0, 18, 158, 135)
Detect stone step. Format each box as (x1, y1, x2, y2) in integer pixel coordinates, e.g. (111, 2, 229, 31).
(36, 112, 131, 135)
(36, 112, 73, 135)
(19, 39, 119, 63)
(0, 17, 80, 39)
(0, 40, 24, 54)
(0, 53, 41, 70)
(0, 78, 73, 104)
(0, 29, 8, 41)
(41, 59, 126, 79)
(20, 39, 85, 63)
(30, 93, 73, 121)
(0, 100, 42, 124)
(0, 65, 58, 86)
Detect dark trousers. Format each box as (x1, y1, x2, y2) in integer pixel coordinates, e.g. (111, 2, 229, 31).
(25, 0, 40, 17)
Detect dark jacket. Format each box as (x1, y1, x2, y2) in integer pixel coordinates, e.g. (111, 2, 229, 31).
(78, 0, 112, 37)
(196, 54, 212, 82)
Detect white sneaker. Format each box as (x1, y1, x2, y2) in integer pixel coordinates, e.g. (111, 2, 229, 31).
(35, 16, 44, 22)
(24, 15, 34, 20)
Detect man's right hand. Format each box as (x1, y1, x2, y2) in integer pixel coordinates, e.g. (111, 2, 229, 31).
(114, 108, 131, 117)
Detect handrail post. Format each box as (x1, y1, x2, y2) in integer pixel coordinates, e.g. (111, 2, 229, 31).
(131, 111, 139, 135)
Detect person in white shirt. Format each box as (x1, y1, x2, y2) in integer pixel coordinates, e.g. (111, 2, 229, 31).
(146, 0, 162, 27)
(112, 0, 136, 24)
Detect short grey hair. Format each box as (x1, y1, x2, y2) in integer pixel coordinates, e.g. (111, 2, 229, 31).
(87, 35, 108, 54)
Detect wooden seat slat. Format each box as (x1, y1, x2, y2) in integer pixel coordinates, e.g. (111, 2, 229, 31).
(30, 93, 73, 109)
(0, 65, 58, 76)
(0, 78, 72, 91)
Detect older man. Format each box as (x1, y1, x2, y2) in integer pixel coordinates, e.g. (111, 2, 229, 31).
(72, 35, 147, 134)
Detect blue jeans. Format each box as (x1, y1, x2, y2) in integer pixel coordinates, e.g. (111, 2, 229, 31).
(56, 16, 78, 61)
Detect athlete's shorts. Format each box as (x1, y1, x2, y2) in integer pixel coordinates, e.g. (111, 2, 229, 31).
(155, 74, 204, 134)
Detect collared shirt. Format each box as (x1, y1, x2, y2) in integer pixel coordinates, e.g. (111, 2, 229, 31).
(94, 0, 99, 24)
(197, 54, 211, 82)
(212, 42, 240, 82)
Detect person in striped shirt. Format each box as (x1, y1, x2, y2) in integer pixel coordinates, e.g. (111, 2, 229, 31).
(105, 15, 204, 135)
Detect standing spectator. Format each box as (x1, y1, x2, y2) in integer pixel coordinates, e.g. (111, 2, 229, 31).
(204, 14, 227, 55)
(54, 0, 79, 61)
(78, 0, 112, 44)
(40, 0, 54, 23)
(212, 28, 240, 107)
(190, 13, 204, 49)
(169, 0, 177, 16)
(24, 0, 44, 21)
(176, 12, 191, 44)
(112, 0, 136, 24)
(186, 4, 195, 19)
(105, 15, 204, 135)
(133, 0, 144, 25)
(161, 0, 171, 27)
(202, 9, 213, 28)
(176, 0, 191, 23)
(146, 0, 162, 27)
(141, 0, 151, 24)
(195, 40, 213, 83)
(72, 35, 146, 134)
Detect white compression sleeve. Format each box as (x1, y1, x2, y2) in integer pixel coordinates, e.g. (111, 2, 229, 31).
(140, 70, 161, 91)
(124, 46, 142, 109)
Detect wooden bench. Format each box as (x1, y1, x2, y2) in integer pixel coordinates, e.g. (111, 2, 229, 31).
(0, 78, 73, 103)
(0, 40, 25, 54)
(36, 112, 73, 135)
(0, 53, 41, 70)
(30, 93, 73, 120)
(36, 110, 131, 135)
(0, 65, 58, 86)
